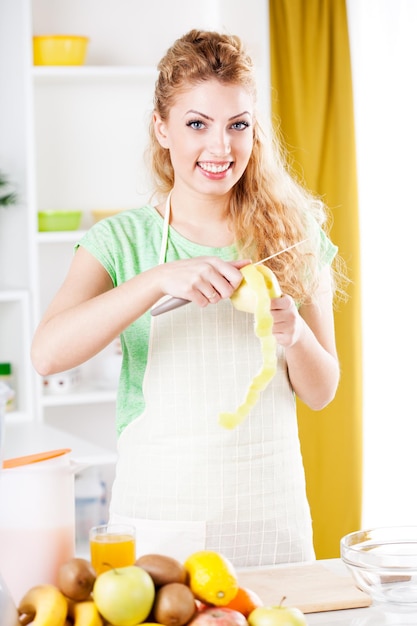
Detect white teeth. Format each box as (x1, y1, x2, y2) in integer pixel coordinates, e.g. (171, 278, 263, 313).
(198, 162, 231, 173)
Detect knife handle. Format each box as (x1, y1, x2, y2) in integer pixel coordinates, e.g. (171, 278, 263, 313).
(150, 296, 190, 316)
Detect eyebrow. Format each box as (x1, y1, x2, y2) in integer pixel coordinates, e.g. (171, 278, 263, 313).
(185, 109, 251, 121)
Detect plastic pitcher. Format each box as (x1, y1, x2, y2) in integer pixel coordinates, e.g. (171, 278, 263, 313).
(0, 454, 79, 606)
(0, 383, 79, 605)
(0, 453, 78, 604)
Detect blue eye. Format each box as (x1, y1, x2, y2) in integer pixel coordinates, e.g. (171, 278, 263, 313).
(186, 120, 205, 130)
(231, 121, 250, 131)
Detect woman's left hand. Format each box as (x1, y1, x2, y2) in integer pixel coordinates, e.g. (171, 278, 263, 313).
(270, 295, 304, 348)
(271, 266, 340, 410)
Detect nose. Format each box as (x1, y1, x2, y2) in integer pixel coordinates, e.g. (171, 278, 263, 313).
(208, 129, 231, 157)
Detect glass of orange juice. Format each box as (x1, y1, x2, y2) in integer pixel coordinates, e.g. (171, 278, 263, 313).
(89, 524, 136, 575)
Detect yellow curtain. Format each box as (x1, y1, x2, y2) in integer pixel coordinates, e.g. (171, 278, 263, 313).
(269, 0, 362, 558)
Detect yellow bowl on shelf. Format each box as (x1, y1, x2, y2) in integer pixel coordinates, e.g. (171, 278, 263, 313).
(38, 211, 82, 232)
(91, 209, 125, 223)
(33, 35, 89, 66)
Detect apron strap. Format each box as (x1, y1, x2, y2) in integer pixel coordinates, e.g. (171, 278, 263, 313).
(158, 191, 172, 265)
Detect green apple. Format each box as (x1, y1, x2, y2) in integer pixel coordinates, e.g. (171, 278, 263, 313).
(248, 602, 307, 626)
(93, 565, 155, 626)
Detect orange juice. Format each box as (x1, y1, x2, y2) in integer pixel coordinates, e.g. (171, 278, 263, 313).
(90, 531, 135, 574)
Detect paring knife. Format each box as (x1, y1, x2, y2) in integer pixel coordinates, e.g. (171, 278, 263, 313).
(150, 239, 307, 316)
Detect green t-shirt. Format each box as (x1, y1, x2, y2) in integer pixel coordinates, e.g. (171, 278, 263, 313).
(77, 204, 337, 436)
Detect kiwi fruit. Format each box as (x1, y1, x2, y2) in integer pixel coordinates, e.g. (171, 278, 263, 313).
(135, 553, 188, 587)
(57, 557, 96, 601)
(153, 582, 196, 626)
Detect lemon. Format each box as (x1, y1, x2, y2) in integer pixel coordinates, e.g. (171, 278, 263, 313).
(184, 550, 239, 606)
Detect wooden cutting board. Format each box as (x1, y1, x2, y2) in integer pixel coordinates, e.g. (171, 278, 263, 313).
(237, 562, 372, 613)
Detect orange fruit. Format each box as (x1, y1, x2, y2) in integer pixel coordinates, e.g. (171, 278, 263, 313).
(184, 550, 239, 606)
(223, 586, 263, 617)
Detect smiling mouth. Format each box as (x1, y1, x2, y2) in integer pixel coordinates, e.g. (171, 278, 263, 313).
(197, 162, 232, 174)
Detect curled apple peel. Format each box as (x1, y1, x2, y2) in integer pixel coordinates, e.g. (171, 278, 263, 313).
(219, 264, 281, 430)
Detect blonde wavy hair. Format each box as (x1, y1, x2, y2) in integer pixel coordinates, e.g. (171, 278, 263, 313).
(147, 29, 346, 304)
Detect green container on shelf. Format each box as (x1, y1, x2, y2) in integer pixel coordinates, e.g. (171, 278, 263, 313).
(0, 363, 15, 412)
(38, 210, 82, 232)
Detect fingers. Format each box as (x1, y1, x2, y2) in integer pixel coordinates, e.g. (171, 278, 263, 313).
(206, 289, 219, 303)
(197, 258, 245, 299)
(161, 256, 245, 306)
(270, 295, 301, 347)
(270, 294, 292, 310)
(229, 258, 252, 270)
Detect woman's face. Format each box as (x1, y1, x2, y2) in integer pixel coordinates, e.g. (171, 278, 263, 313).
(154, 79, 254, 197)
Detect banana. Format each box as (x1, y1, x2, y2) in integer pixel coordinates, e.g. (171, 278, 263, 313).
(18, 584, 68, 626)
(69, 600, 104, 626)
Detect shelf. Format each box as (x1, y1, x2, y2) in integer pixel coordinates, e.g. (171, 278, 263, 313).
(33, 65, 158, 83)
(4, 411, 31, 424)
(0, 289, 29, 304)
(36, 230, 87, 243)
(42, 387, 117, 407)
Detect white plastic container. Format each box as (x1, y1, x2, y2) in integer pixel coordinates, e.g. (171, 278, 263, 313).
(0, 453, 77, 604)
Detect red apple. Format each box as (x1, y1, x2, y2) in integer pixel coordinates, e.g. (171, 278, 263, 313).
(188, 607, 248, 626)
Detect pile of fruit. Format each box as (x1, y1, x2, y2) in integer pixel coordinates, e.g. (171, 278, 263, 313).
(17, 550, 307, 626)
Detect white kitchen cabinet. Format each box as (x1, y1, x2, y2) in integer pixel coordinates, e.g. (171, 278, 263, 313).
(0, 0, 270, 452)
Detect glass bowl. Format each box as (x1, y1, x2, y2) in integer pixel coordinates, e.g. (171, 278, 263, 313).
(341, 526, 417, 608)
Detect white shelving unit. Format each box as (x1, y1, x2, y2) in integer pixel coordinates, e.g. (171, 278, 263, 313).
(0, 0, 270, 458)
(0, 290, 32, 422)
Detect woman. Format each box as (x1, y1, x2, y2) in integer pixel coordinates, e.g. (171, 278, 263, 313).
(31, 30, 343, 567)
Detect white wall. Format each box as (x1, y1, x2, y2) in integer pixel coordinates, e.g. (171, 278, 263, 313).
(347, 0, 417, 528)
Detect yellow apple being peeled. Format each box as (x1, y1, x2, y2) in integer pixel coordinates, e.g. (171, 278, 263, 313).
(231, 265, 281, 313)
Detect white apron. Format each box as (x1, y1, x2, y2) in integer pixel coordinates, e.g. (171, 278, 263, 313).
(109, 195, 314, 567)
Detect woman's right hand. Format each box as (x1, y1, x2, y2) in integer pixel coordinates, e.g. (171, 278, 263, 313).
(156, 256, 250, 307)
(31, 249, 250, 376)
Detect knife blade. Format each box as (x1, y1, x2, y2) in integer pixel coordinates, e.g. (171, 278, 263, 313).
(150, 239, 307, 316)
